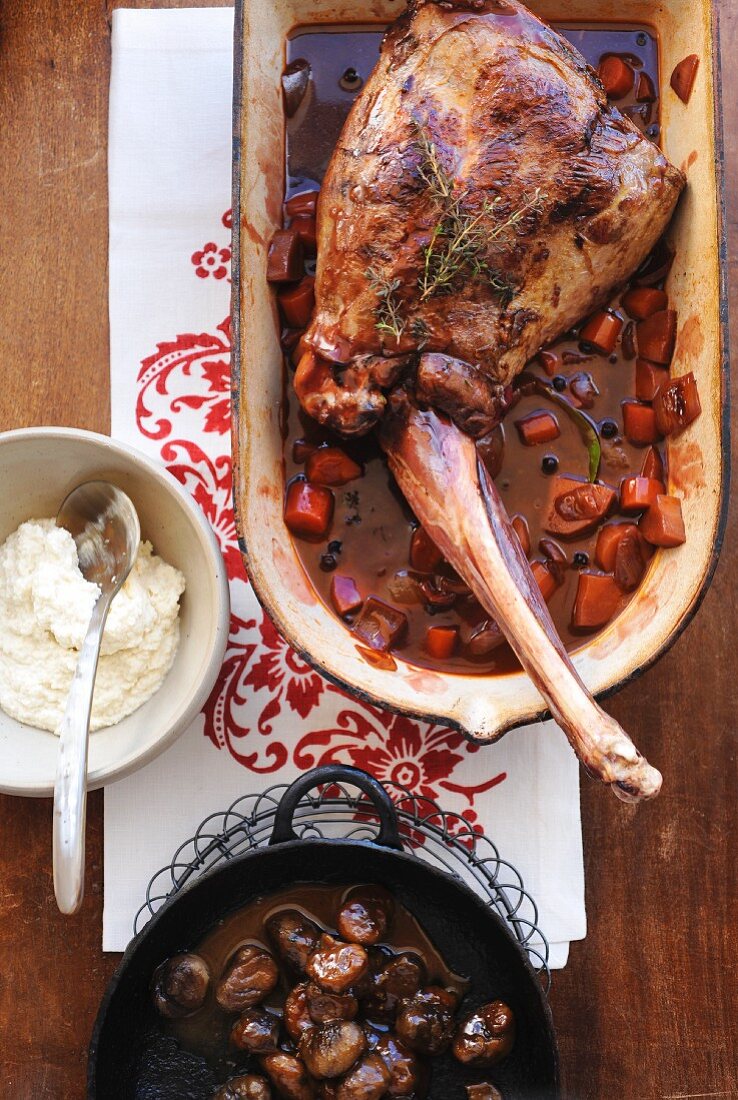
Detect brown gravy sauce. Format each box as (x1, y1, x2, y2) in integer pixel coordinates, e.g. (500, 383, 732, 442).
(168, 883, 469, 1065)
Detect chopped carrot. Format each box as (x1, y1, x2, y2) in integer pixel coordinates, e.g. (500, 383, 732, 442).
(545, 476, 616, 538)
(291, 215, 317, 256)
(641, 445, 665, 482)
(622, 400, 661, 445)
(671, 54, 699, 104)
(530, 559, 561, 603)
(425, 625, 458, 660)
(285, 190, 320, 218)
(636, 309, 677, 365)
(511, 514, 531, 557)
(352, 597, 408, 652)
(537, 350, 560, 377)
(267, 228, 305, 283)
(635, 359, 669, 403)
(330, 575, 363, 618)
(284, 479, 334, 541)
(292, 438, 318, 464)
(595, 522, 637, 572)
(579, 310, 623, 355)
(620, 475, 666, 513)
(639, 494, 686, 547)
(622, 287, 668, 321)
(514, 409, 560, 446)
(410, 527, 444, 573)
(278, 275, 315, 328)
(613, 525, 652, 592)
(306, 447, 362, 486)
(653, 372, 702, 436)
(598, 55, 634, 99)
(636, 71, 656, 103)
(571, 571, 623, 630)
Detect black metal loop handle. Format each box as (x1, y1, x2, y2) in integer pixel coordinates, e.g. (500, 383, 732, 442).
(269, 766, 404, 851)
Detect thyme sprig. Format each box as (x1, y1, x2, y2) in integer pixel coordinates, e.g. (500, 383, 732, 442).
(366, 127, 545, 341)
(366, 266, 406, 345)
(415, 128, 544, 303)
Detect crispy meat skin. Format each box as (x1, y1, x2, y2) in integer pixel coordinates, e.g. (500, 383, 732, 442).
(302, 0, 684, 436)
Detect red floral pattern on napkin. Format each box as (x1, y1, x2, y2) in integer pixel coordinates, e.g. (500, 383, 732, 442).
(133, 209, 508, 817)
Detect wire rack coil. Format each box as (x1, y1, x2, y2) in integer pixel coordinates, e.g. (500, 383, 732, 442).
(135, 779, 551, 991)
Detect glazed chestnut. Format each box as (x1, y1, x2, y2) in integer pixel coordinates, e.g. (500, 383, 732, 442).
(231, 1007, 281, 1053)
(332, 1053, 391, 1100)
(266, 909, 321, 976)
(285, 982, 315, 1041)
(363, 953, 426, 1021)
(336, 886, 395, 946)
(216, 946, 280, 1013)
(373, 1034, 428, 1097)
(395, 986, 458, 1056)
(261, 1052, 315, 1100)
(213, 1075, 273, 1100)
(152, 953, 211, 1019)
(299, 1020, 367, 1079)
(306, 934, 369, 994)
(306, 982, 359, 1024)
(453, 1001, 515, 1065)
(466, 1085, 503, 1100)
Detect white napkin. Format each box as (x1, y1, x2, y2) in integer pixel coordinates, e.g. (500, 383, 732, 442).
(104, 7, 585, 968)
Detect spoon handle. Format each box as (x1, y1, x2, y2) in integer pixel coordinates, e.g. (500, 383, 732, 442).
(53, 595, 111, 915)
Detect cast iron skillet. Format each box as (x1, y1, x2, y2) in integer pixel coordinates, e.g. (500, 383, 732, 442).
(89, 765, 559, 1098)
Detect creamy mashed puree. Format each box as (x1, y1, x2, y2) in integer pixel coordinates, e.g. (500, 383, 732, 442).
(0, 518, 185, 733)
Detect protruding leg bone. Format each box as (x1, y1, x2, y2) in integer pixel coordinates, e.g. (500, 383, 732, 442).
(381, 397, 662, 803)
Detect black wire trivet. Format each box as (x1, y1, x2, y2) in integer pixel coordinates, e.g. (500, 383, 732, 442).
(135, 779, 551, 992)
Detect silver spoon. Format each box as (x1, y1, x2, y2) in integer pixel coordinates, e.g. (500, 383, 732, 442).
(53, 481, 140, 915)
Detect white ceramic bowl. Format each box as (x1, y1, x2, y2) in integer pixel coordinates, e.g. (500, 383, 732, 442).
(0, 427, 230, 797)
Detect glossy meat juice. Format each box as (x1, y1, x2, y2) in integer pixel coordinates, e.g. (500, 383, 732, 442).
(283, 22, 665, 674)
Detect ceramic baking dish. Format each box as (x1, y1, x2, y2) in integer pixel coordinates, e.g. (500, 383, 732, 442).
(231, 0, 729, 742)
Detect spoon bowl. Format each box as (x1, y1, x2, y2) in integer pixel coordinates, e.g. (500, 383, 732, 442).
(57, 480, 141, 595)
(53, 481, 140, 914)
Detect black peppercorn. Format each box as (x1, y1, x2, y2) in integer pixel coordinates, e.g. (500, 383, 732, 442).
(319, 553, 337, 572)
(339, 67, 363, 92)
(573, 551, 589, 568)
(600, 419, 618, 439)
(541, 454, 559, 475)
(328, 540, 343, 555)
(552, 375, 567, 392)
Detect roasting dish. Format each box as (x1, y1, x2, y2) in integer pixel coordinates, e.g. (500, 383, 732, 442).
(231, 0, 728, 750)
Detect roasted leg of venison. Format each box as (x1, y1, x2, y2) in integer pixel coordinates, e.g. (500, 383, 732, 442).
(293, 0, 684, 800)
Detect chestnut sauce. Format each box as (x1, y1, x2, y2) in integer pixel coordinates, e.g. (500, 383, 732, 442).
(282, 23, 668, 675)
(167, 883, 468, 1071)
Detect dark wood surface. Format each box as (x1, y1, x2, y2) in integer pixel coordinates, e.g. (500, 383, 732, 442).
(0, 1, 735, 1096)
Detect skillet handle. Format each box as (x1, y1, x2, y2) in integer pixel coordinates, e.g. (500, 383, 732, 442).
(269, 766, 403, 851)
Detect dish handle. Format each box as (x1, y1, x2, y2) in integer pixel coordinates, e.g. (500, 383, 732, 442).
(269, 765, 404, 851)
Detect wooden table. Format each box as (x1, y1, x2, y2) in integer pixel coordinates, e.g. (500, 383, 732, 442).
(0, 1, 735, 1095)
